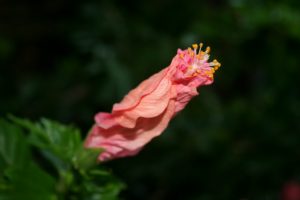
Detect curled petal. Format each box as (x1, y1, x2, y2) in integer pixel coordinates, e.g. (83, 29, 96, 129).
(114, 77, 173, 128)
(174, 84, 199, 113)
(85, 100, 176, 161)
(94, 112, 117, 129)
(112, 68, 168, 111)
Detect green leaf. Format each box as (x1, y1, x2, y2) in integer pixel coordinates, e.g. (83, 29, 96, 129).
(3, 162, 56, 199)
(6, 116, 125, 199)
(73, 146, 103, 172)
(9, 116, 82, 167)
(0, 119, 30, 171)
(0, 119, 56, 200)
(78, 168, 125, 200)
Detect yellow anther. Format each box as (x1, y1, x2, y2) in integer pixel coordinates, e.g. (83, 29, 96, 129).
(192, 44, 198, 50)
(212, 59, 221, 68)
(198, 43, 204, 56)
(207, 70, 213, 77)
(205, 46, 211, 54)
(182, 43, 220, 78)
(199, 43, 203, 49)
(199, 51, 205, 56)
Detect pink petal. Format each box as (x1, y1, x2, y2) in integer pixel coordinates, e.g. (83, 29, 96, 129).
(112, 68, 169, 111)
(85, 100, 175, 161)
(174, 84, 199, 113)
(94, 112, 117, 129)
(114, 77, 173, 128)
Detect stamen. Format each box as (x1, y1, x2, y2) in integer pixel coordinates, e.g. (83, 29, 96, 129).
(211, 59, 221, 70)
(205, 46, 210, 54)
(192, 44, 198, 55)
(178, 43, 221, 79)
(199, 43, 203, 51)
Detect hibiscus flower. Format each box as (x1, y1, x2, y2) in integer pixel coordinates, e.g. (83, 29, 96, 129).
(85, 43, 221, 161)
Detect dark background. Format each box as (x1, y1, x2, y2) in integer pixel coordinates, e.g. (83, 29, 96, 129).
(1, 0, 300, 199)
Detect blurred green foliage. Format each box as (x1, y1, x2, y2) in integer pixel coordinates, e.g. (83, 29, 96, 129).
(0, 117, 124, 200)
(1, 0, 300, 199)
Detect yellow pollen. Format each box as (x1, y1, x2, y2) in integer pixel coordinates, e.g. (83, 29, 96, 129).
(192, 44, 198, 50)
(182, 43, 221, 78)
(199, 43, 203, 49)
(205, 46, 211, 54)
(212, 59, 221, 69)
(197, 51, 203, 57)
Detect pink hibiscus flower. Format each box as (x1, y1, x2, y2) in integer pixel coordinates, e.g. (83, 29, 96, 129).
(85, 43, 221, 161)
